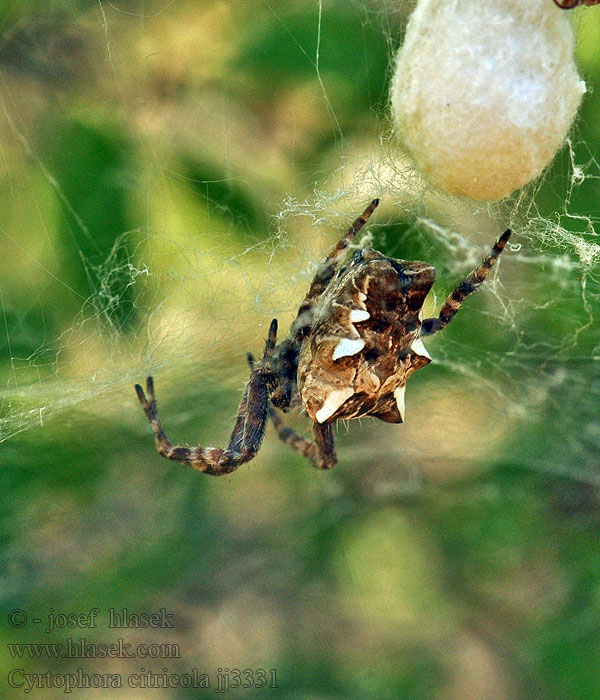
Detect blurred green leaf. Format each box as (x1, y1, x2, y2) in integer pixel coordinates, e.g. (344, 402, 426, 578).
(48, 118, 137, 330)
(236, 3, 390, 113)
(179, 157, 269, 238)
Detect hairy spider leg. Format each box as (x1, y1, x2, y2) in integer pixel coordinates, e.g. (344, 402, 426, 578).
(134, 319, 279, 475)
(421, 229, 511, 336)
(291, 198, 380, 338)
(268, 407, 337, 469)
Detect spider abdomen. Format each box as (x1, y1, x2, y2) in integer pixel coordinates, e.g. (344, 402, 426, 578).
(297, 249, 435, 425)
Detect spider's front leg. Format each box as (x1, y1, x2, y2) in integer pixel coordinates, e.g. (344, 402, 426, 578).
(308, 198, 379, 294)
(422, 229, 511, 336)
(268, 408, 337, 470)
(135, 319, 278, 476)
(291, 198, 379, 338)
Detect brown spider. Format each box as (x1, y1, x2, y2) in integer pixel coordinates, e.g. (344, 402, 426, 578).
(135, 199, 511, 475)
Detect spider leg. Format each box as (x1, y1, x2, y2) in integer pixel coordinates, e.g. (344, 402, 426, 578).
(307, 198, 380, 297)
(292, 199, 379, 337)
(268, 407, 337, 469)
(135, 319, 278, 476)
(421, 229, 511, 336)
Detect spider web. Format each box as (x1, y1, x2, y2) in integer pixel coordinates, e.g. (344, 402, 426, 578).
(0, 0, 599, 490)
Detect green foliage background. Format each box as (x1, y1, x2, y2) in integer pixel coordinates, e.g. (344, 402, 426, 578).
(0, 2, 599, 699)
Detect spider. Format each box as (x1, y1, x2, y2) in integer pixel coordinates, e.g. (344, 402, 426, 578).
(135, 199, 511, 475)
(553, 0, 599, 7)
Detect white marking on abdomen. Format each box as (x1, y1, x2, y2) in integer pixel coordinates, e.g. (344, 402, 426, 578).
(349, 309, 370, 323)
(315, 387, 354, 423)
(394, 384, 406, 420)
(411, 337, 431, 360)
(333, 338, 365, 361)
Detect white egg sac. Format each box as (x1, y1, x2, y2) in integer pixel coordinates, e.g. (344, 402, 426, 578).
(390, 0, 586, 201)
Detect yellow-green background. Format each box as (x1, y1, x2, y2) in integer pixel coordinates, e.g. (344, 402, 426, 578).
(1, 1, 600, 698)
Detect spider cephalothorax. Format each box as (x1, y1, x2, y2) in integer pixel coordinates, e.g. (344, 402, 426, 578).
(135, 199, 511, 475)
